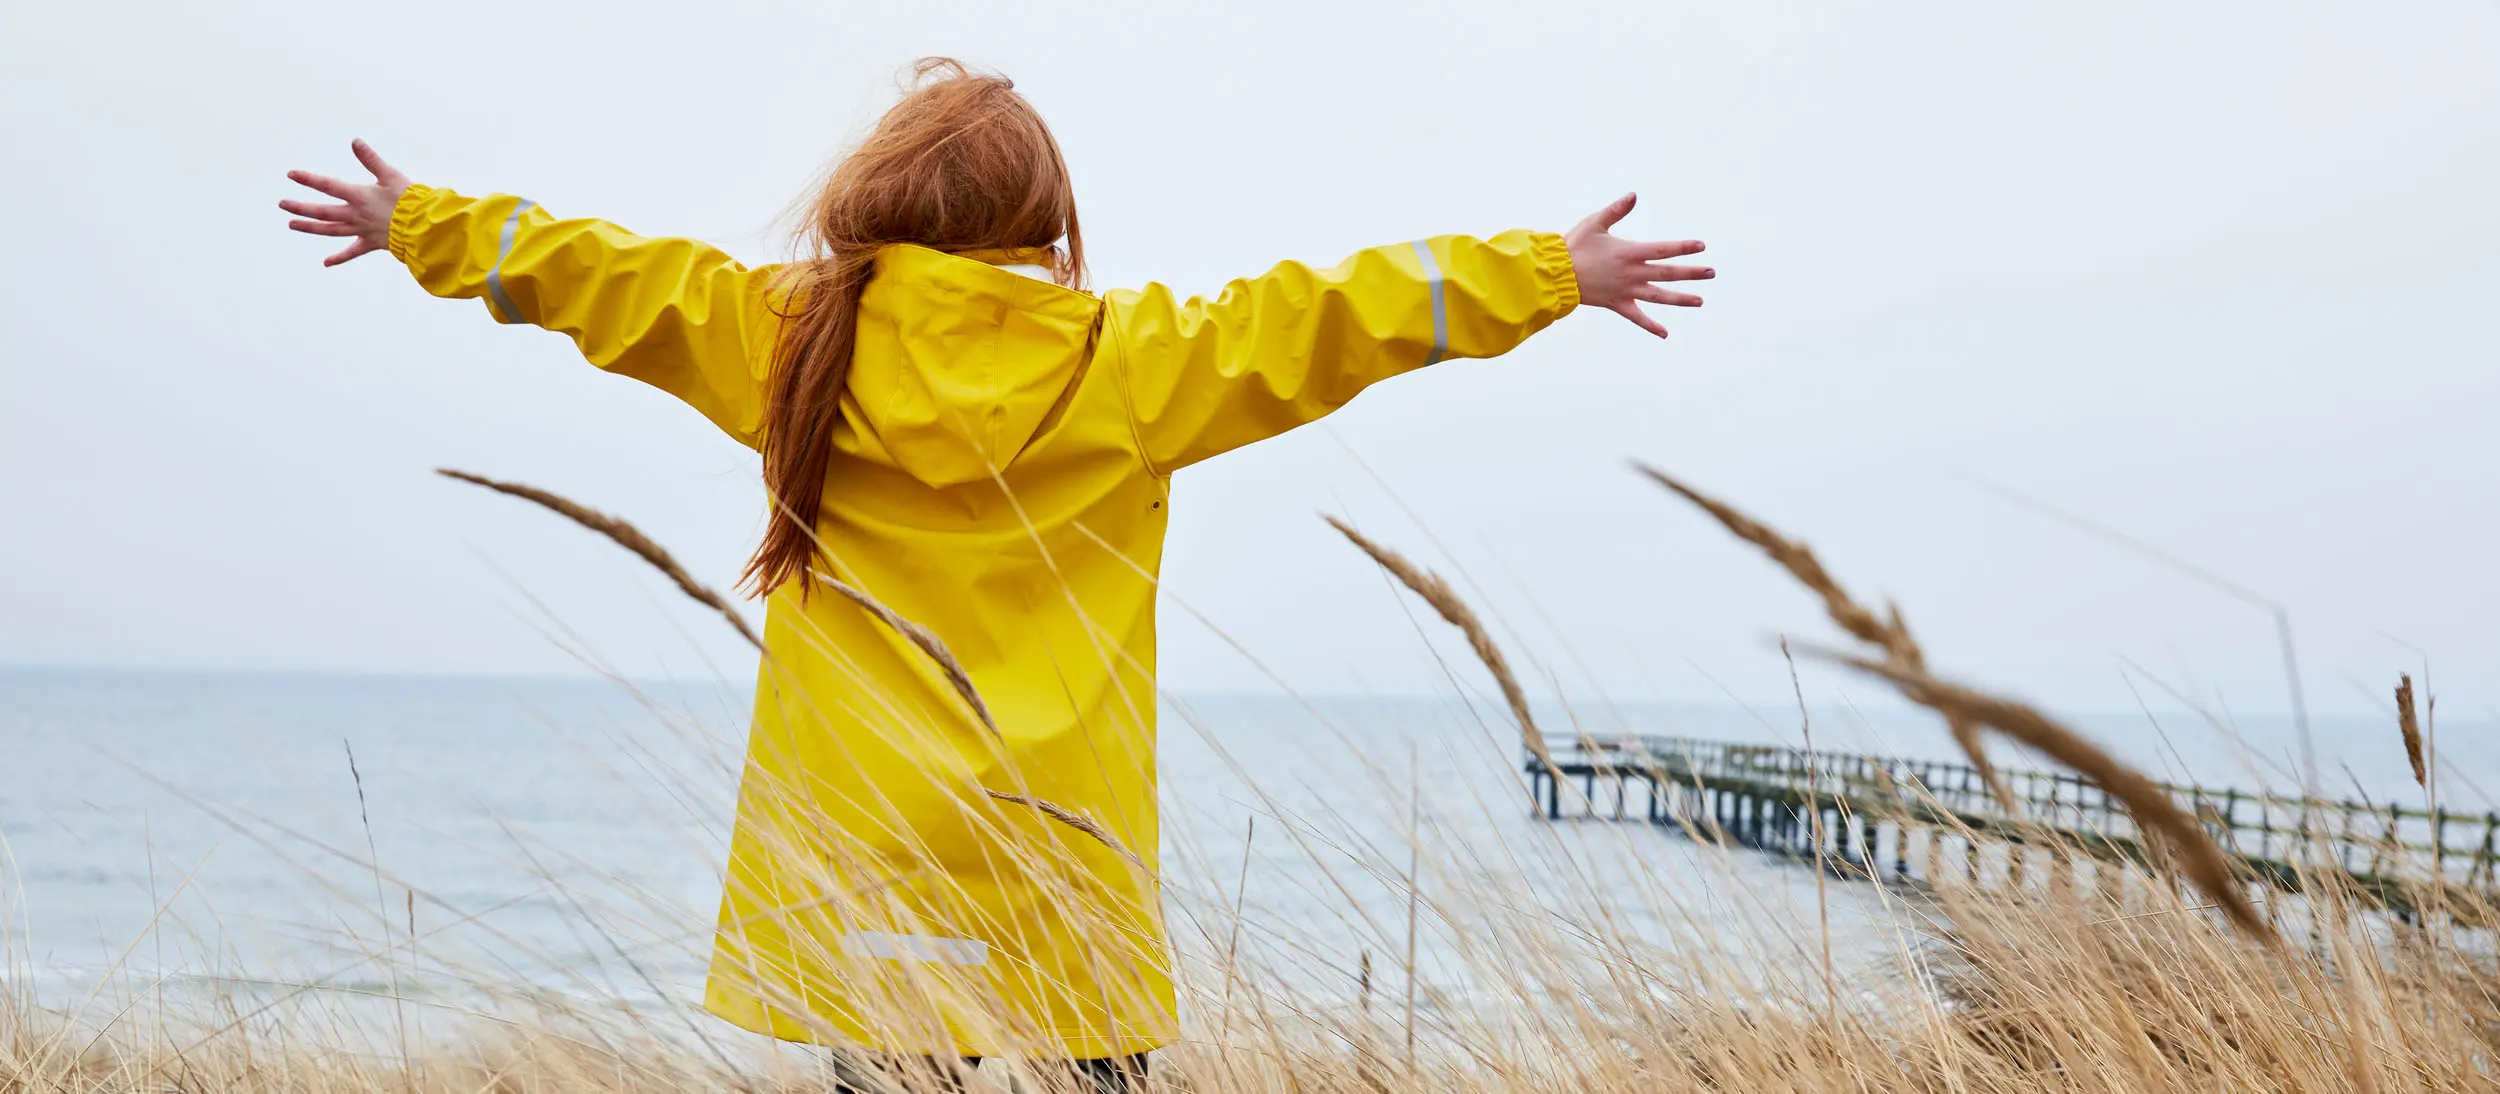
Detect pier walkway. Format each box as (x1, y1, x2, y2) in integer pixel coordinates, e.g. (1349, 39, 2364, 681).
(1527, 734, 2497, 919)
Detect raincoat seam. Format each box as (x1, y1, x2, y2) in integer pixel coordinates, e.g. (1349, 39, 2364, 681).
(1013, 316, 1099, 449)
(1100, 305, 1170, 481)
(983, 298, 1008, 457)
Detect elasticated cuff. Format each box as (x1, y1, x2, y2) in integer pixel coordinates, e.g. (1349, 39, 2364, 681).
(1533, 230, 1581, 316)
(385, 183, 438, 268)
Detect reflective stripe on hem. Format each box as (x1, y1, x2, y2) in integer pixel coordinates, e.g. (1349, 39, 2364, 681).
(1409, 239, 1447, 367)
(486, 198, 536, 322)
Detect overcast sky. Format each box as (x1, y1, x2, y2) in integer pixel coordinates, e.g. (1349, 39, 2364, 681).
(3, 1, 2495, 722)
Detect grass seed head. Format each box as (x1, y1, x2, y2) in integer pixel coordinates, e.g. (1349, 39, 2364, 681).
(437, 468, 763, 649)
(1637, 463, 2273, 943)
(2395, 674, 2426, 788)
(1324, 515, 1554, 772)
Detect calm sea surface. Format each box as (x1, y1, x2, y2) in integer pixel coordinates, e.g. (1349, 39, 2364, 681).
(2, 666, 2477, 1022)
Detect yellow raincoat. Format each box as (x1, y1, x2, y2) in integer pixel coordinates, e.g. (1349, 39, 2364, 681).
(388, 184, 1580, 1058)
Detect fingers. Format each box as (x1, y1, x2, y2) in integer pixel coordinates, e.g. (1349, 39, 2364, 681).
(1571, 192, 1638, 237)
(1629, 239, 1706, 261)
(351, 138, 407, 187)
(279, 198, 353, 221)
(287, 169, 363, 200)
(1631, 284, 1705, 308)
(324, 238, 383, 267)
(289, 219, 359, 237)
(1641, 261, 1715, 283)
(1609, 301, 1671, 339)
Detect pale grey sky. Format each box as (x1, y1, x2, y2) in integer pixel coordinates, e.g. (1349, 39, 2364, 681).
(3, 1, 2495, 720)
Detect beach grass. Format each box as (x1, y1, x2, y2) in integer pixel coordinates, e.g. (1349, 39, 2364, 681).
(8, 473, 2492, 1092)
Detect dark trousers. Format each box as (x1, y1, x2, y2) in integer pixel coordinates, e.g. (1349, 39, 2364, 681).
(832, 1053, 1146, 1093)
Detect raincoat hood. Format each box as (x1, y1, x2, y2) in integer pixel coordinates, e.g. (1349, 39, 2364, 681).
(839, 245, 1102, 489)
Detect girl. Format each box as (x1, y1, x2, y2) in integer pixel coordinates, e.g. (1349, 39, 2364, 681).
(282, 58, 1708, 1091)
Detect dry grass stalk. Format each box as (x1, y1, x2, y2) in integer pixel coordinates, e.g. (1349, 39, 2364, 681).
(16, 859, 2495, 1092)
(1323, 515, 1554, 771)
(800, 581, 1131, 865)
(794, 572, 1135, 866)
(1635, 463, 2272, 942)
(2395, 674, 2426, 788)
(814, 574, 999, 740)
(1834, 653, 2270, 940)
(1629, 465, 2014, 813)
(1780, 637, 1839, 1025)
(439, 469, 1126, 867)
(803, 572, 1136, 866)
(981, 789, 1141, 869)
(436, 469, 763, 650)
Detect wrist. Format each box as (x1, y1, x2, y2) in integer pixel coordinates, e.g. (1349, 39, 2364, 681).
(1563, 232, 1602, 306)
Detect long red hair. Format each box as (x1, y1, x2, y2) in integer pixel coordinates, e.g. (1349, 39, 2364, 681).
(744, 57, 1086, 598)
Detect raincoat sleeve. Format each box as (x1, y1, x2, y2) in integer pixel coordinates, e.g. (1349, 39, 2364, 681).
(386, 183, 779, 448)
(1105, 230, 1579, 473)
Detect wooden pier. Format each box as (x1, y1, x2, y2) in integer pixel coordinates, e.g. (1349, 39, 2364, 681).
(1527, 734, 2499, 920)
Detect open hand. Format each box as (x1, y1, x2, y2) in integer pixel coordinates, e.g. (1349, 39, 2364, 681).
(1565, 193, 1710, 338)
(282, 140, 411, 267)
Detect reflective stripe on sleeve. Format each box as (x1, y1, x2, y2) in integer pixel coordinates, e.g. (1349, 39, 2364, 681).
(486, 199, 537, 323)
(1408, 239, 1448, 367)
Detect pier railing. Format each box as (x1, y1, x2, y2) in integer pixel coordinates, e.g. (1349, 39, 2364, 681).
(1527, 734, 2499, 915)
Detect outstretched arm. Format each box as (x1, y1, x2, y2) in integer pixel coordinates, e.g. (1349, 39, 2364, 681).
(282, 141, 779, 447)
(1108, 193, 1710, 472)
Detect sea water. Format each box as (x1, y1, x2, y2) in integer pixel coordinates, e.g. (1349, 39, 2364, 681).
(1, 666, 2476, 1032)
